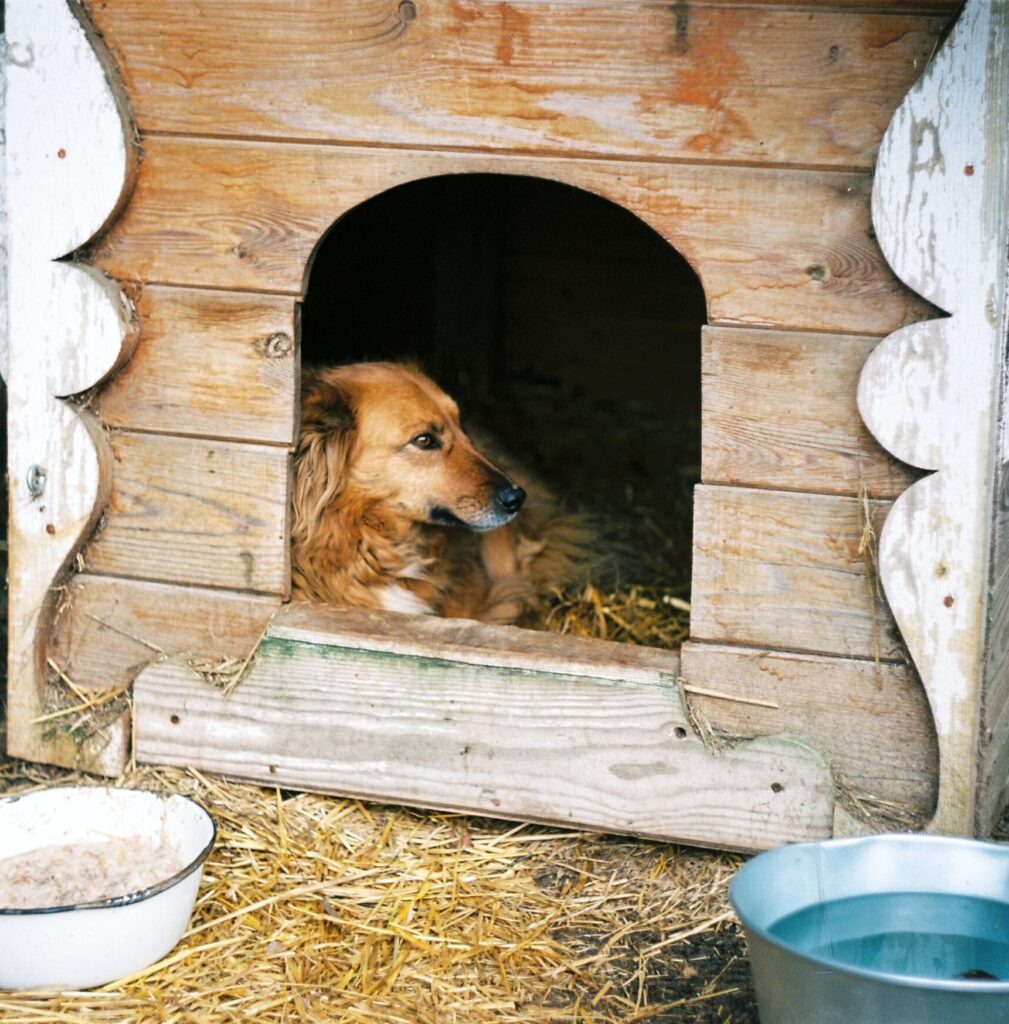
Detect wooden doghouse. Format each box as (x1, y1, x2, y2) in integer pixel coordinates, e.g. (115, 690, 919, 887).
(6, 0, 1008, 851)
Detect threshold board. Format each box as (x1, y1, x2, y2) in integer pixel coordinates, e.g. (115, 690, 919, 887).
(134, 605, 834, 852)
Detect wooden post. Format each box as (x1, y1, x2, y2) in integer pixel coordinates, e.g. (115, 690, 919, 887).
(5, 0, 137, 771)
(858, 0, 1009, 835)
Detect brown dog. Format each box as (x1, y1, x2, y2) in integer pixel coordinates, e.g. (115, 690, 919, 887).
(292, 362, 589, 624)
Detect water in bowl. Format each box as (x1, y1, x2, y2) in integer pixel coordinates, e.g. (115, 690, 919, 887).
(769, 892, 1009, 981)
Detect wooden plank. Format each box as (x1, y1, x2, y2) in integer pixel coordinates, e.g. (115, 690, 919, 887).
(272, 603, 680, 684)
(977, 341, 1009, 834)
(857, 0, 1008, 835)
(701, 326, 918, 498)
(979, 493, 1009, 833)
(134, 626, 836, 852)
(690, 484, 901, 660)
(52, 574, 282, 692)
(83, 431, 291, 595)
(98, 286, 298, 445)
(90, 2, 949, 170)
(92, 138, 933, 336)
(5, 0, 136, 774)
(680, 641, 936, 826)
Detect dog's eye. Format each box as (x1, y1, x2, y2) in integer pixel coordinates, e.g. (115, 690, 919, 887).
(410, 433, 440, 450)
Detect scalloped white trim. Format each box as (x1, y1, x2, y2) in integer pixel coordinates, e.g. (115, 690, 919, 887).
(859, 0, 1009, 834)
(5, 0, 136, 769)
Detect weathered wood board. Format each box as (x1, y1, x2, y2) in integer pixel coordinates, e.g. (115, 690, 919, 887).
(701, 326, 917, 498)
(978, 333, 1009, 834)
(92, 138, 933, 335)
(690, 485, 901, 661)
(52, 574, 282, 692)
(134, 607, 835, 852)
(680, 641, 936, 824)
(83, 431, 291, 595)
(272, 603, 681, 682)
(980, 488, 1009, 832)
(89, 1, 950, 170)
(974, 1, 1009, 838)
(97, 286, 298, 445)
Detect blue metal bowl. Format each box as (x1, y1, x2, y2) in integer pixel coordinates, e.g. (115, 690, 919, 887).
(730, 834, 1009, 1024)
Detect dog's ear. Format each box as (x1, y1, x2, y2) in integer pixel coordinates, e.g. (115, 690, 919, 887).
(293, 374, 357, 536)
(300, 370, 355, 435)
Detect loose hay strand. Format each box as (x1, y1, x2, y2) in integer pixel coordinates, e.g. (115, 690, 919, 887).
(679, 684, 778, 711)
(857, 477, 884, 687)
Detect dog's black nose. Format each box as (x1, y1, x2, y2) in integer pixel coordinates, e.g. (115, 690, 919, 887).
(496, 485, 526, 515)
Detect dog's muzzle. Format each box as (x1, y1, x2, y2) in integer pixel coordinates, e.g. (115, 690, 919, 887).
(429, 482, 526, 531)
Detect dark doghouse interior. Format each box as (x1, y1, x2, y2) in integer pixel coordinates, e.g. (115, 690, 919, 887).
(299, 174, 706, 648)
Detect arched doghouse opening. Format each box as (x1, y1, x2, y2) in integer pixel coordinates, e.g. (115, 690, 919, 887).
(299, 173, 707, 648)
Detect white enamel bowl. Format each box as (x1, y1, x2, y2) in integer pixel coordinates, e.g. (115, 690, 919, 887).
(0, 786, 215, 991)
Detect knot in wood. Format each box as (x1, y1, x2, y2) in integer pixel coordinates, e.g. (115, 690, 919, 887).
(254, 332, 293, 358)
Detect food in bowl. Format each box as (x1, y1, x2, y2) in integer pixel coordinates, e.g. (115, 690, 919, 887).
(0, 835, 189, 910)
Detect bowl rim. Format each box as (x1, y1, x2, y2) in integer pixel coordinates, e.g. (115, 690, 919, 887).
(730, 833, 1009, 994)
(0, 785, 217, 917)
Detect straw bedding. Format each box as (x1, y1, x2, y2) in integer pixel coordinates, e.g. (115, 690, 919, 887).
(0, 757, 757, 1023)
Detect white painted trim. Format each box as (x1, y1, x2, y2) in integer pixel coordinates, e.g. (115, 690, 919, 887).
(1, 28, 8, 383)
(5, 0, 136, 767)
(858, 0, 1009, 834)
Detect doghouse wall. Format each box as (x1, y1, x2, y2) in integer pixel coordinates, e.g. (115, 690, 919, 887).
(38, 0, 956, 819)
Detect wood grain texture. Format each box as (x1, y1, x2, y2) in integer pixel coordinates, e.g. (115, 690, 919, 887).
(690, 484, 901, 661)
(857, 0, 1009, 835)
(701, 326, 918, 498)
(89, 1, 949, 170)
(83, 431, 291, 595)
(680, 641, 936, 825)
(5, 0, 136, 773)
(134, 632, 836, 852)
(97, 285, 298, 445)
(92, 138, 933, 336)
(273, 603, 681, 683)
(978, 373, 1009, 832)
(979, 480, 1009, 833)
(52, 574, 282, 692)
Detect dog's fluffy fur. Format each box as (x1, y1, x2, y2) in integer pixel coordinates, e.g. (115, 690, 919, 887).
(292, 362, 592, 625)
